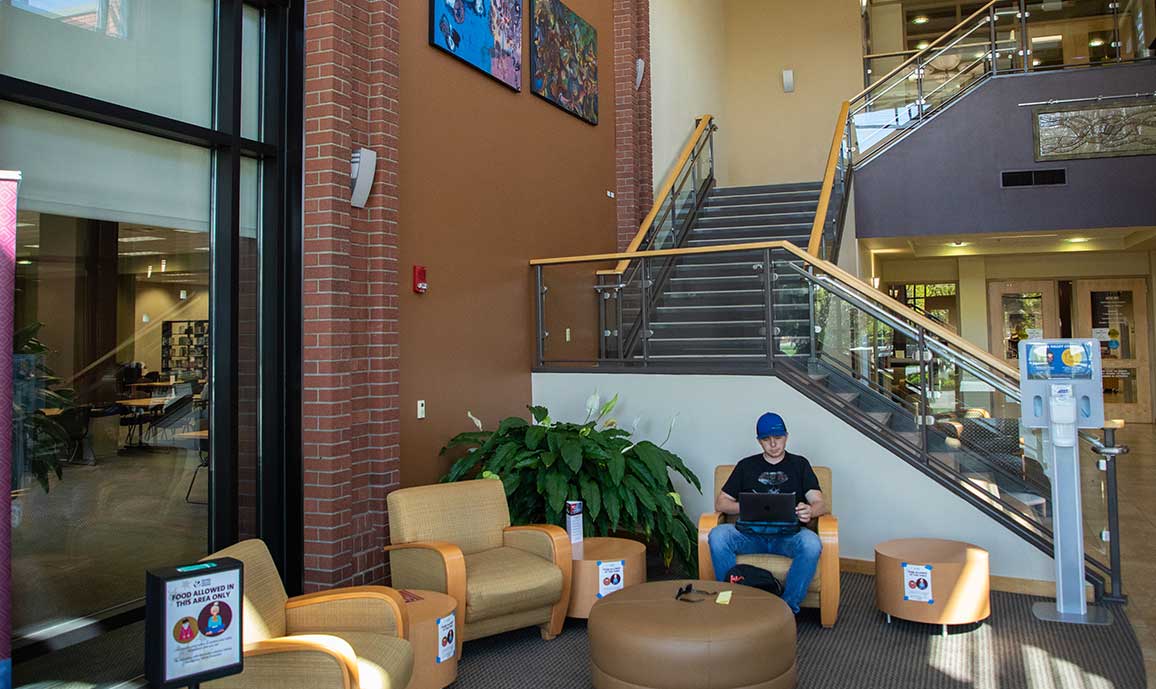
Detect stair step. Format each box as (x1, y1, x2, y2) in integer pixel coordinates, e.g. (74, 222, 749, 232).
(686, 236, 811, 248)
(696, 213, 816, 229)
(700, 201, 818, 217)
(835, 391, 860, 404)
(688, 224, 814, 240)
(706, 190, 821, 207)
(866, 410, 892, 426)
(711, 182, 822, 196)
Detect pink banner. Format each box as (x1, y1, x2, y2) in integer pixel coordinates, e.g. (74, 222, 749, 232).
(0, 170, 18, 688)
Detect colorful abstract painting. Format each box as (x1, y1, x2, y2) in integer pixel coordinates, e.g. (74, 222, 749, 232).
(530, 0, 598, 125)
(429, 0, 522, 91)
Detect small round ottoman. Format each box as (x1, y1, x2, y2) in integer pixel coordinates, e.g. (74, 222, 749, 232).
(588, 580, 796, 689)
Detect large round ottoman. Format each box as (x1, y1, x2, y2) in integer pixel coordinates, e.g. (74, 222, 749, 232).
(588, 580, 796, 689)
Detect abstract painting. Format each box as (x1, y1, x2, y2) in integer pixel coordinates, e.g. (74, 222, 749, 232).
(1033, 98, 1156, 161)
(429, 0, 522, 91)
(530, 0, 598, 125)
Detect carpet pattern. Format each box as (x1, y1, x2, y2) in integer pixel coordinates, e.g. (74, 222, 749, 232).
(456, 573, 1146, 689)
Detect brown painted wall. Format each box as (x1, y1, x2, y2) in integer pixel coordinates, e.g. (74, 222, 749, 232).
(399, 0, 618, 488)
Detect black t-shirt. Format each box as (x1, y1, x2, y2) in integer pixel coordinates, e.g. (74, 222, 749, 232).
(721, 452, 821, 507)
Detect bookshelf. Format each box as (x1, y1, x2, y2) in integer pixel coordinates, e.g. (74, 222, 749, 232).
(161, 319, 210, 379)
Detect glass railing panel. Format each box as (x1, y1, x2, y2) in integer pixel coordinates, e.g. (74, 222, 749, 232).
(1117, 0, 1150, 59)
(1078, 433, 1110, 564)
(991, 4, 1024, 71)
(539, 261, 612, 368)
(643, 194, 678, 252)
(920, 20, 994, 111)
(851, 71, 921, 156)
(1025, 0, 1120, 69)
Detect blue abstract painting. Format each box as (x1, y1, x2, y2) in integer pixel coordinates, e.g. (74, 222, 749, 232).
(429, 0, 522, 91)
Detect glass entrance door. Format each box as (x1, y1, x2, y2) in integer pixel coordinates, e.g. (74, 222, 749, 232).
(987, 280, 1061, 364)
(1075, 279, 1151, 423)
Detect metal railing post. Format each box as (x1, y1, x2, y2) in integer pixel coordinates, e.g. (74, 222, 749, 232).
(1019, 0, 1029, 73)
(917, 326, 930, 454)
(640, 259, 651, 365)
(535, 265, 545, 367)
(1099, 425, 1128, 602)
(763, 248, 776, 370)
(708, 127, 716, 182)
(597, 281, 607, 361)
(989, 5, 998, 75)
(916, 56, 926, 119)
(807, 278, 818, 362)
(1110, 2, 1121, 62)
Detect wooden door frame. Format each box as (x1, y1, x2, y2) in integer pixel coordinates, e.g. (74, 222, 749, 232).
(987, 280, 1061, 363)
(1074, 277, 1151, 423)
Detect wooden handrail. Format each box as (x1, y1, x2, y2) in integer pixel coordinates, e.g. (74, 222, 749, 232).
(807, 100, 851, 257)
(528, 240, 1021, 381)
(849, 0, 1002, 104)
(603, 115, 714, 276)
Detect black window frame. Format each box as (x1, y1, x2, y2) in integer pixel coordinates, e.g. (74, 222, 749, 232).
(0, 0, 304, 659)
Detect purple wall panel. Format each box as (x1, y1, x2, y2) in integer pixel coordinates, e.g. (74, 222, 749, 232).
(854, 62, 1156, 238)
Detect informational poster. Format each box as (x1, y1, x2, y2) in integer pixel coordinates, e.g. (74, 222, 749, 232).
(902, 562, 934, 604)
(436, 612, 456, 664)
(1090, 290, 1133, 360)
(566, 500, 583, 544)
(1025, 342, 1094, 380)
(597, 560, 625, 598)
(1026, 328, 1043, 341)
(146, 558, 244, 688)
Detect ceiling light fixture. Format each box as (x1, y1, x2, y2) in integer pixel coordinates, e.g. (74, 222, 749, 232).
(17, 260, 33, 266)
(947, 241, 970, 248)
(1089, 37, 1105, 47)
(118, 236, 164, 243)
(1032, 58, 1041, 66)
(1066, 237, 1090, 243)
(1031, 34, 1063, 44)
(118, 250, 163, 257)
(913, 15, 930, 24)
(147, 265, 154, 278)
(24, 244, 39, 249)
(195, 247, 210, 252)
(16, 222, 36, 228)
(161, 259, 167, 273)
(916, 41, 930, 50)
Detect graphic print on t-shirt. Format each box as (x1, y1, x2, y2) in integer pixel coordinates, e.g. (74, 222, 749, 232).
(756, 471, 789, 493)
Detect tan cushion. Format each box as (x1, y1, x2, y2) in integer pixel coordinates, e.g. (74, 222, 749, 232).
(387, 480, 510, 555)
(204, 539, 288, 642)
(736, 553, 821, 594)
(463, 547, 562, 623)
(323, 631, 413, 689)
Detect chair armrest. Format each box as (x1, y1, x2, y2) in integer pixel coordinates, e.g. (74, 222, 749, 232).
(285, 586, 408, 638)
(697, 512, 725, 580)
(818, 515, 840, 628)
(503, 525, 572, 639)
(383, 541, 466, 637)
(242, 635, 360, 689)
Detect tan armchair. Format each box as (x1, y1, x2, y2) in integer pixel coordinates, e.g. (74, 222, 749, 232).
(202, 539, 413, 689)
(697, 465, 841, 627)
(385, 479, 572, 649)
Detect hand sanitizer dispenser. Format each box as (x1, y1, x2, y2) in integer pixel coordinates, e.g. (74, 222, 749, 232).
(1018, 340, 1108, 625)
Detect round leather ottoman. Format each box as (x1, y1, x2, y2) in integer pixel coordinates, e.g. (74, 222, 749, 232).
(588, 580, 796, 689)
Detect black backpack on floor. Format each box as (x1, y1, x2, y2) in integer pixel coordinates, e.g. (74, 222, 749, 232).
(725, 564, 784, 598)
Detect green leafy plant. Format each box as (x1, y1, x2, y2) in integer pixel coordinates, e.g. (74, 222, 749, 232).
(13, 322, 76, 493)
(441, 394, 702, 574)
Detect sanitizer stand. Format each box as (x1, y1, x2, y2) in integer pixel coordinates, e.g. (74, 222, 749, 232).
(1018, 340, 1111, 626)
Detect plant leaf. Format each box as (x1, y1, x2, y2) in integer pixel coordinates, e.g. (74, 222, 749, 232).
(633, 442, 670, 487)
(596, 393, 619, 421)
(497, 416, 528, 435)
(579, 474, 602, 520)
(560, 437, 583, 474)
(544, 471, 569, 514)
(608, 451, 626, 485)
(528, 405, 549, 423)
(603, 488, 621, 530)
(540, 451, 557, 468)
(626, 475, 657, 511)
(525, 425, 546, 450)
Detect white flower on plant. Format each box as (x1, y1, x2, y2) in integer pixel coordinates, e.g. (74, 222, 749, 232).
(584, 390, 601, 421)
(660, 412, 679, 448)
(631, 416, 642, 435)
(467, 410, 483, 431)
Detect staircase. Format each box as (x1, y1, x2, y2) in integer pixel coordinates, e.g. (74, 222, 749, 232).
(646, 182, 821, 361)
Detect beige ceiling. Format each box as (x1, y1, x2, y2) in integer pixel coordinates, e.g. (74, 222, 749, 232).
(861, 226, 1156, 259)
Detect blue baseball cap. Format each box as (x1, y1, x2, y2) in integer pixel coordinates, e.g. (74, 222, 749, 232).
(756, 412, 788, 438)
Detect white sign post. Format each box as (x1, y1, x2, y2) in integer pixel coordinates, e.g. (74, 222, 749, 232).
(146, 558, 244, 688)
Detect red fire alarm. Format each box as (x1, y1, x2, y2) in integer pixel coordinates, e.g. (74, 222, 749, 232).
(413, 265, 428, 294)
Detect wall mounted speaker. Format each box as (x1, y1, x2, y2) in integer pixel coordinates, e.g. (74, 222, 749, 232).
(350, 147, 378, 209)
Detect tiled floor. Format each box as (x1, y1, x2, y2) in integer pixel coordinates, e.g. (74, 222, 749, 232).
(1114, 426, 1156, 688)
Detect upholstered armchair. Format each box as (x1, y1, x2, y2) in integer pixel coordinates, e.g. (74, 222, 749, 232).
(385, 479, 572, 650)
(697, 464, 841, 627)
(202, 539, 414, 689)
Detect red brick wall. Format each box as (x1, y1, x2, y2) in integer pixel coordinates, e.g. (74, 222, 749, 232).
(614, 0, 653, 251)
(302, 0, 401, 591)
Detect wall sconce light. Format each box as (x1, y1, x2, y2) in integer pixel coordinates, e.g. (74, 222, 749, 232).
(635, 58, 646, 91)
(142, 313, 151, 324)
(871, 276, 881, 289)
(350, 147, 378, 209)
(782, 69, 795, 93)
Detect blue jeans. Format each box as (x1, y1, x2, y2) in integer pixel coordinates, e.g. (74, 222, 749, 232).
(708, 523, 822, 613)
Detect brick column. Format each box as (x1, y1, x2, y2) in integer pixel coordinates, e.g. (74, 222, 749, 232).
(302, 0, 401, 590)
(614, 0, 653, 251)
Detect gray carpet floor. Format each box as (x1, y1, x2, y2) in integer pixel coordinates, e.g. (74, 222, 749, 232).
(456, 573, 1147, 689)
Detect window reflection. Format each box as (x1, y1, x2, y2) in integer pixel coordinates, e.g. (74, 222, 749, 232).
(10, 0, 128, 38)
(11, 210, 209, 639)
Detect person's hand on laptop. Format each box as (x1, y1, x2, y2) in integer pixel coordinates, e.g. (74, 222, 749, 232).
(795, 502, 813, 524)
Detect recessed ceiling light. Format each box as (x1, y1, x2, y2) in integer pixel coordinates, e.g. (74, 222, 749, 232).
(195, 247, 210, 252)
(947, 241, 970, 247)
(1066, 237, 1090, 243)
(118, 236, 164, 243)
(916, 41, 930, 50)
(119, 250, 164, 257)
(913, 15, 930, 24)
(24, 244, 39, 249)
(1032, 59, 1041, 66)
(16, 222, 36, 228)
(1031, 35, 1063, 44)
(17, 260, 33, 265)
(1089, 37, 1105, 47)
